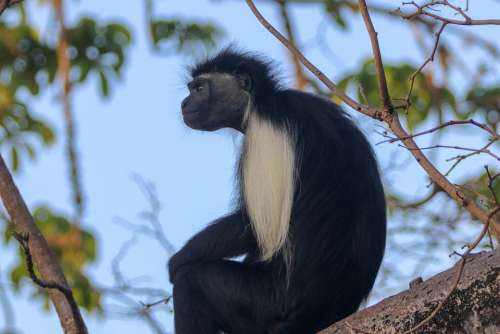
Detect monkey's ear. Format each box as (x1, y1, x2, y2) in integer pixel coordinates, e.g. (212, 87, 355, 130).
(237, 73, 252, 92)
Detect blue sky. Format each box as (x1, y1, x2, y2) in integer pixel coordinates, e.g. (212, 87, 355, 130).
(1, 0, 499, 333)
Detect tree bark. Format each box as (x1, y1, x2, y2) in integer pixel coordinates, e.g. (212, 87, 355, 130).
(320, 248, 500, 334)
(0, 155, 87, 334)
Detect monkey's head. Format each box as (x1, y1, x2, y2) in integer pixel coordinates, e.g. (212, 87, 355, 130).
(181, 48, 279, 132)
(181, 72, 251, 132)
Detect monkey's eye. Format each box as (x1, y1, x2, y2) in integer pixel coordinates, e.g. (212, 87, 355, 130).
(194, 83, 204, 92)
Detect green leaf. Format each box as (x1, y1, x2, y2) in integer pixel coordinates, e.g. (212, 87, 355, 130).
(149, 18, 223, 55)
(98, 70, 109, 97)
(10, 147, 19, 171)
(5, 206, 102, 313)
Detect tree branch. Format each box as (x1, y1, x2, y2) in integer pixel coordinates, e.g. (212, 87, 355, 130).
(53, 0, 85, 225)
(399, 1, 500, 26)
(357, 0, 393, 112)
(320, 248, 500, 333)
(0, 155, 87, 334)
(0, 0, 22, 16)
(405, 22, 447, 112)
(244, 0, 500, 239)
(244, 0, 379, 120)
(276, 0, 308, 90)
(378, 119, 499, 145)
(14, 232, 86, 332)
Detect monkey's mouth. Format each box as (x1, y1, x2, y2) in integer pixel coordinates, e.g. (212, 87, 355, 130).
(182, 109, 200, 118)
(182, 109, 204, 127)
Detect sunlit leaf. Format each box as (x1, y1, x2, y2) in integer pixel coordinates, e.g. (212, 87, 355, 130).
(4, 206, 102, 313)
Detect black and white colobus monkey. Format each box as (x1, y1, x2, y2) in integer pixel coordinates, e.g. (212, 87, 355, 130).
(169, 48, 386, 334)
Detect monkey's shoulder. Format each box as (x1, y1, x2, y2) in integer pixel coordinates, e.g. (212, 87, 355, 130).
(275, 89, 359, 137)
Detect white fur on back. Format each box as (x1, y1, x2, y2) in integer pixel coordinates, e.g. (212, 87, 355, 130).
(243, 112, 296, 261)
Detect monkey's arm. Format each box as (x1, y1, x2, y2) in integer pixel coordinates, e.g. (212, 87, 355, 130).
(168, 210, 256, 282)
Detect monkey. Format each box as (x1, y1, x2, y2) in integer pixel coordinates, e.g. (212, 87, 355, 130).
(169, 48, 386, 334)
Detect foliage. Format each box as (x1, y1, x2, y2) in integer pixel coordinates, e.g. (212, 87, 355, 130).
(324, 0, 357, 29)
(465, 85, 500, 130)
(68, 18, 132, 98)
(149, 18, 223, 54)
(4, 206, 101, 313)
(337, 59, 458, 130)
(0, 17, 131, 171)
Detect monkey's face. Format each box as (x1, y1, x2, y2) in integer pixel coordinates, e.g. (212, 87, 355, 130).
(181, 73, 251, 132)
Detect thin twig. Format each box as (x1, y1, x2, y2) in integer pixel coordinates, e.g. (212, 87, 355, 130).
(485, 166, 499, 207)
(393, 185, 440, 210)
(141, 296, 171, 310)
(405, 22, 447, 113)
(401, 143, 500, 161)
(378, 119, 500, 145)
(357, 0, 393, 112)
(399, 1, 500, 25)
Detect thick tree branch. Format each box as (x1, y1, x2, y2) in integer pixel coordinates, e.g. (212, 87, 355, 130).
(244, 0, 500, 239)
(320, 248, 500, 333)
(14, 232, 86, 332)
(0, 155, 87, 334)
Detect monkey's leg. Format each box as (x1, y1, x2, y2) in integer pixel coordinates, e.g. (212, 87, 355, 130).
(172, 260, 275, 334)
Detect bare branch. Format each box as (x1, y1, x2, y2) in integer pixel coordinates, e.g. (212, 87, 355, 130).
(443, 140, 497, 177)
(14, 232, 86, 331)
(244, 0, 378, 119)
(399, 1, 500, 25)
(405, 22, 447, 112)
(141, 296, 171, 310)
(0, 155, 87, 334)
(485, 166, 499, 207)
(402, 143, 499, 161)
(379, 119, 500, 145)
(276, 0, 308, 90)
(357, 0, 393, 112)
(388, 185, 440, 210)
(244, 0, 500, 238)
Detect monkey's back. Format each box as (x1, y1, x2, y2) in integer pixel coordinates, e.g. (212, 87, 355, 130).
(271, 90, 387, 332)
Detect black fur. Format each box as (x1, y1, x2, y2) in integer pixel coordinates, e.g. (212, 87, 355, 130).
(170, 48, 386, 333)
